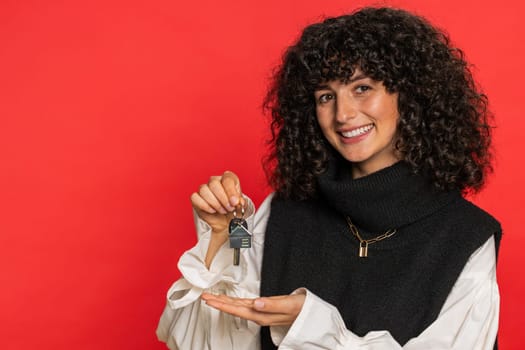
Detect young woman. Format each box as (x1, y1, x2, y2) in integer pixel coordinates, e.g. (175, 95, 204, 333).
(157, 7, 501, 349)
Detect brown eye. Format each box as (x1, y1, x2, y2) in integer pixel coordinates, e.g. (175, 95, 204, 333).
(317, 93, 334, 104)
(355, 85, 371, 94)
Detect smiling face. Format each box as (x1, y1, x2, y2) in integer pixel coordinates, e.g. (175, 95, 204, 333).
(314, 69, 401, 178)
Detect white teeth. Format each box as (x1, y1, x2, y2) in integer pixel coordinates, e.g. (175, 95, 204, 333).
(341, 124, 374, 138)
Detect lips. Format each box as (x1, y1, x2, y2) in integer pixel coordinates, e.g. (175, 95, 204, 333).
(340, 124, 374, 138)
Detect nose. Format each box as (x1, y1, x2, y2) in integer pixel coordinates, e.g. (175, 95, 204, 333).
(335, 95, 357, 123)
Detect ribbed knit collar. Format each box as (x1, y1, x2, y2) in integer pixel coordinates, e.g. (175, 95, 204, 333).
(317, 157, 460, 234)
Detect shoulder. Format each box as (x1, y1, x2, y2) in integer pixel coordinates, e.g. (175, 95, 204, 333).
(448, 196, 501, 233)
(269, 194, 327, 214)
(440, 195, 502, 256)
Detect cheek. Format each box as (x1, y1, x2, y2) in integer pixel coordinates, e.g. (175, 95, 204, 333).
(386, 94, 400, 121)
(368, 92, 399, 118)
(383, 114, 400, 134)
(315, 114, 333, 142)
(315, 109, 329, 129)
(376, 99, 400, 129)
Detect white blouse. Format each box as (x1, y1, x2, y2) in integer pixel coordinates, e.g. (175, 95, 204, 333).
(156, 194, 499, 349)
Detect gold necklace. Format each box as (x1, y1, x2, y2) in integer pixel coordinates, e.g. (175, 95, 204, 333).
(345, 217, 397, 258)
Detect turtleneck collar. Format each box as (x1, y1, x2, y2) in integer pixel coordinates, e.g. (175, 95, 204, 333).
(317, 156, 460, 233)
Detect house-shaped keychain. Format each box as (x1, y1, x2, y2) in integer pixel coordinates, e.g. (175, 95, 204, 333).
(229, 218, 252, 265)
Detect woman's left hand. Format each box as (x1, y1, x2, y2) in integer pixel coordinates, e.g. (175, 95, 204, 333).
(201, 292, 306, 326)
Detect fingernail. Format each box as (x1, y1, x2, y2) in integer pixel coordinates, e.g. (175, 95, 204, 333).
(219, 208, 227, 215)
(254, 300, 265, 309)
(230, 195, 239, 206)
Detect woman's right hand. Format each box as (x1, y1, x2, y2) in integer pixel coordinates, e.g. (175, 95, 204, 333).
(191, 171, 245, 268)
(190, 171, 245, 235)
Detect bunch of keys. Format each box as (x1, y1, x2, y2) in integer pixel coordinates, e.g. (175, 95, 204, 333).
(228, 205, 252, 265)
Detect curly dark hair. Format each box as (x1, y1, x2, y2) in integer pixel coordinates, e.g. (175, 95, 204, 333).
(263, 7, 493, 200)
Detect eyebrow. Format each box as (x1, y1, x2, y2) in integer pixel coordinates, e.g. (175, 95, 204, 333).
(348, 73, 368, 83)
(315, 74, 370, 90)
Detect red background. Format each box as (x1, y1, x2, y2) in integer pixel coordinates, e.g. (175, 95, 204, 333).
(0, 0, 523, 349)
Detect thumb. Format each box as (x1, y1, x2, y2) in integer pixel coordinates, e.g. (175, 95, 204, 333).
(222, 171, 243, 207)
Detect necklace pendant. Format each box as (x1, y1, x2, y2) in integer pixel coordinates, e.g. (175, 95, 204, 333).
(359, 241, 368, 258)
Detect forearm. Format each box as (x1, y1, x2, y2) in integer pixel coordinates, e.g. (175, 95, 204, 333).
(158, 194, 271, 350)
(204, 230, 228, 269)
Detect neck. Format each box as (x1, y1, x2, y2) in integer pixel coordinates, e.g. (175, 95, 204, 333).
(351, 157, 400, 179)
(317, 156, 460, 233)
(350, 147, 402, 179)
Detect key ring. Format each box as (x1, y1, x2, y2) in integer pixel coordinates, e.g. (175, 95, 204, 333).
(233, 205, 245, 219)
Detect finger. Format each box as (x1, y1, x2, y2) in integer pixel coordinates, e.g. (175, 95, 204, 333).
(203, 298, 283, 323)
(198, 184, 228, 214)
(208, 177, 235, 212)
(204, 299, 294, 326)
(204, 299, 255, 317)
(221, 171, 243, 207)
(252, 294, 305, 316)
(264, 295, 289, 300)
(190, 192, 216, 214)
(202, 293, 254, 307)
(202, 294, 298, 324)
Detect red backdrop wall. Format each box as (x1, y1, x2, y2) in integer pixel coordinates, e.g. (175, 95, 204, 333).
(1, 0, 523, 348)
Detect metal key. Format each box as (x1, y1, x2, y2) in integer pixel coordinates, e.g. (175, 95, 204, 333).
(229, 207, 251, 265)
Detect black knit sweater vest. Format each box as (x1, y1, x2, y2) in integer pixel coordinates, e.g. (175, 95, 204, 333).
(260, 160, 501, 349)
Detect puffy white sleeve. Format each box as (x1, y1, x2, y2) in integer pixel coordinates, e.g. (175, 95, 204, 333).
(156, 194, 273, 350)
(272, 236, 499, 350)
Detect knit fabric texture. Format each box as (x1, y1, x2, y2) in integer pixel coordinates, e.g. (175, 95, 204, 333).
(260, 160, 501, 349)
